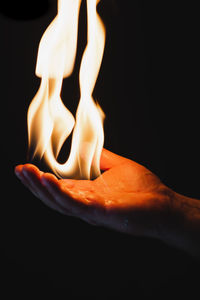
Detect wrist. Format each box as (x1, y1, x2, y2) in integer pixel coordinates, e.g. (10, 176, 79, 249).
(159, 189, 200, 256)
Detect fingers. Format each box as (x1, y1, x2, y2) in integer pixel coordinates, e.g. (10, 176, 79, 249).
(41, 174, 96, 215)
(100, 148, 128, 171)
(15, 164, 103, 222)
(15, 164, 68, 215)
(15, 164, 39, 197)
(41, 174, 105, 225)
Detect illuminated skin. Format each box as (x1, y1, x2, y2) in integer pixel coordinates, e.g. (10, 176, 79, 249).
(15, 148, 200, 257)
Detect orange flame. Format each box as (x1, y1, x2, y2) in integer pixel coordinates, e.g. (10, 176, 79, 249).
(27, 0, 105, 179)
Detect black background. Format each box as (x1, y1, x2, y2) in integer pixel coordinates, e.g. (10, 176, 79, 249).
(0, 0, 200, 298)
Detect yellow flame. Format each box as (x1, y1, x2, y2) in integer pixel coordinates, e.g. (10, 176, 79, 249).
(27, 0, 105, 179)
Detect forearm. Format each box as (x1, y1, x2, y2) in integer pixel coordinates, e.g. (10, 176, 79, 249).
(160, 190, 200, 257)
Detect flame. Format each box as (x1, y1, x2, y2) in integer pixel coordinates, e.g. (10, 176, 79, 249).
(27, 0, 106, 179)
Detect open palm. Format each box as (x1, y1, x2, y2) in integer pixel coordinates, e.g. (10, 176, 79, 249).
(15, 148, 172, 239)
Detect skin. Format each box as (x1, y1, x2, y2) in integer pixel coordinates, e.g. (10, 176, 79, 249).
(15, 148, 200, 256)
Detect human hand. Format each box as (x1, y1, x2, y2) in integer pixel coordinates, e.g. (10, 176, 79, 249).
(15, 149, 173, 240)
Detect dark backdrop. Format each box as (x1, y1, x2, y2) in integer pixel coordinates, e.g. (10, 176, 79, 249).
(0, 0, 199, 298)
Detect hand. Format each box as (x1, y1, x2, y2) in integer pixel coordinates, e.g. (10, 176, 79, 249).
(15, 149, 173, 240)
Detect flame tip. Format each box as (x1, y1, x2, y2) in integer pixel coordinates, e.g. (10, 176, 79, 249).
(28, 0, 105, 180)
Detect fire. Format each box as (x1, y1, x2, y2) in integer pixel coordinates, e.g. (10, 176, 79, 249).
(27, 0, 106, 179)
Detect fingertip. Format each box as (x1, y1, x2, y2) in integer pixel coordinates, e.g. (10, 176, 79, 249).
(14, 165, 30, 188)
(41, 173, 59, 187)
(14, 164, 23, 176)
(22, 163, 40, 174)
(40, 174, 49, 186)
(41, 173, 61, 198)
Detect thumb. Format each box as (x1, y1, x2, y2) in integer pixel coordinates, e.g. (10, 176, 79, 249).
(100, 148, 128, 171)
